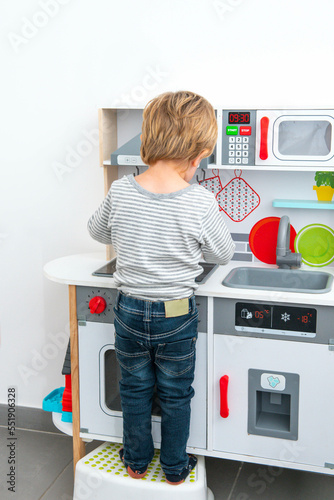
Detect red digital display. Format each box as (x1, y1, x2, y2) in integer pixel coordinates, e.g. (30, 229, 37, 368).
(273, 306, 316, 333)
(236, 303, 271, 329)
(229, 112, 250, 124)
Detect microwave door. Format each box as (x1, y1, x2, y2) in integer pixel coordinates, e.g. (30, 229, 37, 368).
(255, 110, 334, 166)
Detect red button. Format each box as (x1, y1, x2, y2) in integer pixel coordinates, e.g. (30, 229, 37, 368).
(240, 126, 252, 136)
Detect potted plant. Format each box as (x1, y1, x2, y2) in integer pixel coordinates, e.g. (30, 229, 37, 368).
(313, 171, 334, 201)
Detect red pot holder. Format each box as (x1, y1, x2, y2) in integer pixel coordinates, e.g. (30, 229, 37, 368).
(216, 170, 261, 222)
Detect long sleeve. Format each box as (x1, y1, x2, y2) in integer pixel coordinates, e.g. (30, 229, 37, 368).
(87, 188, 113, 244)
(199, 200, 235, 264)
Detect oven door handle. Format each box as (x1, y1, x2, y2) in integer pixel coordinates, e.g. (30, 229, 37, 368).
(259, 116, 269, 160)
(219, 375, 229, 418)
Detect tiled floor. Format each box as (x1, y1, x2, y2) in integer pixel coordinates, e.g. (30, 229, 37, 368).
(1, 425, 334, 500)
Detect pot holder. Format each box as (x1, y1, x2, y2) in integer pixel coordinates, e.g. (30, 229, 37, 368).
(216, 170, 261, 222)
(197, 169, 223, 196)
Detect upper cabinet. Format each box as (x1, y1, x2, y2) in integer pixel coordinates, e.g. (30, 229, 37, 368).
(99, 107, 334, 177)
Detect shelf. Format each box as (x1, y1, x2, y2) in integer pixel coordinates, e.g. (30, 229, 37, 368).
(207, 164, 329, 172)
(51, 412, 94, 442)
(52, 411, 73, 436)
(272, 199, 334, 209)
(102, 160, 330, 172)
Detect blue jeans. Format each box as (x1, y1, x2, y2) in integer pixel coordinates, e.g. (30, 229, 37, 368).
(113, 291, 198, 475)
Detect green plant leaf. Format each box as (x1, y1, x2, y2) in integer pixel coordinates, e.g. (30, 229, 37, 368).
(314, 171, 334, 186)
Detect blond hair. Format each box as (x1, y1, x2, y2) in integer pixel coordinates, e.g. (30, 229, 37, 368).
(140, 91, 217, 166)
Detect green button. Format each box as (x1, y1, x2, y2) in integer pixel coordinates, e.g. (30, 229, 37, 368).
(226, 126, 238, 135)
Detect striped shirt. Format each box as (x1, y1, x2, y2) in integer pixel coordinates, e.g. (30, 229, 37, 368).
(87, 175, 235, 300)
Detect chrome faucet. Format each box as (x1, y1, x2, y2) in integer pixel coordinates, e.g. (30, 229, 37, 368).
(276, 216, 302, 269)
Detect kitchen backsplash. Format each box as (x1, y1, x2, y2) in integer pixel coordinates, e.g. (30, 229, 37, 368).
(231, 233, 253, 262)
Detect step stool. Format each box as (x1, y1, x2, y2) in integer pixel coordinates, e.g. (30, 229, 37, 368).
(73, 441, 214, 500)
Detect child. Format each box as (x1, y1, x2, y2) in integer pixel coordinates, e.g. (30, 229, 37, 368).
(87, 91, 235, 484)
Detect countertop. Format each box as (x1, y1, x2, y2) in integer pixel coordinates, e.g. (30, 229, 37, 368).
(43, 253, 334, 306)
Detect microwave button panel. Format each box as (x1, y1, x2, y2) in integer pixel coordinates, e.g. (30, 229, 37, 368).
(222, 110, 256, 166)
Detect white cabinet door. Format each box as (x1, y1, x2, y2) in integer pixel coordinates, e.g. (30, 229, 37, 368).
(212, 334, 334, 467)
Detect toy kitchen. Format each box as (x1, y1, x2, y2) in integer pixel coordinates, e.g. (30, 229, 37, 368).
(44, 107, 334, 479)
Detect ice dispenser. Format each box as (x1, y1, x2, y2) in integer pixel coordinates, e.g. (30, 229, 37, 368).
(248, 369, 299, 440)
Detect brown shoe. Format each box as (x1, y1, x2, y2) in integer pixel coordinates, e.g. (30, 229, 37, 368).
(165, 455, 197, 485)
(119, 448, 148, 479)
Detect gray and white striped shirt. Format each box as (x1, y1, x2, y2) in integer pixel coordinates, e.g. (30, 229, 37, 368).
(87, 175, 235, 300)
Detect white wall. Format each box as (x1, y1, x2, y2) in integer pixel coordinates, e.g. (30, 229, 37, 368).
(1, 0, 334, 408)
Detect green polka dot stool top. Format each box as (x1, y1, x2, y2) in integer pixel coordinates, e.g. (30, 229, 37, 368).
(73, 441, 214, 500)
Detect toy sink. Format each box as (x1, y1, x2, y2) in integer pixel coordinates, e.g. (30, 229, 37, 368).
(222, 267, 333, 294)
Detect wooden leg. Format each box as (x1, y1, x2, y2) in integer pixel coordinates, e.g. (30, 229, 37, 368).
(69, 285, 85, 475)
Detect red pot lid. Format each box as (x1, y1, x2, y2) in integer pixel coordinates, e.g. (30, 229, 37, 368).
(249, 217, 297, 265)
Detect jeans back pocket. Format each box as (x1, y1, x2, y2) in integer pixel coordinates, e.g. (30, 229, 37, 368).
(155, 337, 197, 377)
(115, 335, 151, 373)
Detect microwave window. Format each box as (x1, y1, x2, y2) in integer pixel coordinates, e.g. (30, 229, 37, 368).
(278, 120, 331, 156)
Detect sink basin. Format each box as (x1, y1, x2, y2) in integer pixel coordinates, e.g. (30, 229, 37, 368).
(222, 267, 333, 294)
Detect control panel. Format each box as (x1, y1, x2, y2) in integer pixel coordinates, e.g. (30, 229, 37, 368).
(213, 297, 334, 345)
(235, 302, 317, 338)
(222, 110, 256, 166)
(117, 155, 146, 166)
(76, 287, 117, 323)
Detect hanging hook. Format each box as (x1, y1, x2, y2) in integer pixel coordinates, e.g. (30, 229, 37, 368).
(196, 168, 206, 183)
(134, 166, 140, 176)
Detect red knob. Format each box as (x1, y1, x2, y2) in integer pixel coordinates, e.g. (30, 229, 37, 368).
(89, 296, 107, 314)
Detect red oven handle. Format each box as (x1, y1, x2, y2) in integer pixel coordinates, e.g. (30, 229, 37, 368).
(219, 375, 229, 418)
(259, 116, 269, 160)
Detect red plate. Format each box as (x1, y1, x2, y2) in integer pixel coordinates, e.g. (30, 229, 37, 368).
(249, 217, 297, 265)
